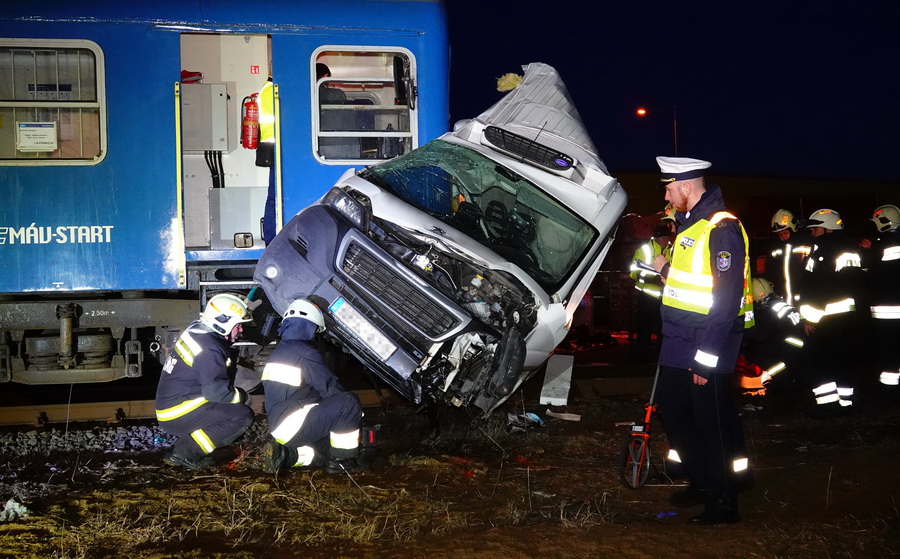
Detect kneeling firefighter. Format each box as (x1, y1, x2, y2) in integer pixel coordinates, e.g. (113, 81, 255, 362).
(155, 293, 256, 470)
(261, 298, 374, 474)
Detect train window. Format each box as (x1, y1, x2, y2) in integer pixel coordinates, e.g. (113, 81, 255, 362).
(313, 49, 416, 163)
(0, 39, 106, 165)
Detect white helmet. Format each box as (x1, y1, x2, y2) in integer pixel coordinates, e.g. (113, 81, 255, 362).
(284, 299, 325, 333)
(806, 209, 843, 231)
(200, 293, 253, 336)
(770, 209, 798, 232)
(751, 277, 774, 301)
(872, 204, 900, 233)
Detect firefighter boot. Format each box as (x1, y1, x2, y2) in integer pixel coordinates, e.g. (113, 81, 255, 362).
(163, 449, 215, 471)
(325, 448, 371, 475)
(262, 440, 298, 474)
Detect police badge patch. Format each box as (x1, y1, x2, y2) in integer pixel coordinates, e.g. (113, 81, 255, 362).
(716, 251, 732, 271)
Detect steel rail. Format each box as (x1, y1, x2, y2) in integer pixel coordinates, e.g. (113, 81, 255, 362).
(0, 388, 401, 427)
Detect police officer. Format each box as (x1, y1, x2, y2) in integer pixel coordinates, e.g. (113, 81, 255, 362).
(865, 205, 900, 387)
(629, 224, 672, 362)
(797, 209, 863, 413)
(764, 209, 810, 303)
(651, 156, 753, 525)
(156, 293, 255, 470)
(261, 299, 372, 475)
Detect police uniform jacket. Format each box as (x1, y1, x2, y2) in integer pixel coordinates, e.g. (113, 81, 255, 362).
(261, 318, 346, 431)
(155, 321, 244, 416)
(659, 185, 750, 376)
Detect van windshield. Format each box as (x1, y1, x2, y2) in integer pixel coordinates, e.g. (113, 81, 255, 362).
(359, 139, 598, 292)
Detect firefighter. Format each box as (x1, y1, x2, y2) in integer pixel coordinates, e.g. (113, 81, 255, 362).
(260, 299, 372, 475)
(155, 293, 256, 470)
(865, 205, 900, 388)
(629, 224, 671, 362)
(743, 277, 804, 389)
(796, 209, 864, 414)
(660, 203, 677, 238)
(651, 156, 753, 525)
(764, 209, 810, 304)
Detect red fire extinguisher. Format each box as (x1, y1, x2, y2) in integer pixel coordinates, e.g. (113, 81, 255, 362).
(241, 94, 259, 149)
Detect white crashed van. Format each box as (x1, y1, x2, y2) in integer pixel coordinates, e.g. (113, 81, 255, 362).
(254, 63, 627, 414)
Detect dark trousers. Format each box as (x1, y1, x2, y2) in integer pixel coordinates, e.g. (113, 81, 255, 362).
(633, 292, 662, 363)
(801, 311, 863, 391)
(282, 391, 362, 459)
(873, 317, 900, 377)
(161, 402, 254, 460)
(263, 164, 276, 245)
(656, 367, 745, 506)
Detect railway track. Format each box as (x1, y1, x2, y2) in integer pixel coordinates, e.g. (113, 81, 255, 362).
(0, 389, 402, 427)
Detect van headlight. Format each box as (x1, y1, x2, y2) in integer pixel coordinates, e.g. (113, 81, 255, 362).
(323, 187, 368, 230)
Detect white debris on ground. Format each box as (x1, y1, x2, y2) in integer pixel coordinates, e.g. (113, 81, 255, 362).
(0, 499, 30, 522)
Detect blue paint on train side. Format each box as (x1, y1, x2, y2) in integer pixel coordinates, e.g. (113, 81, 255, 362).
(0, 0, 449, 384)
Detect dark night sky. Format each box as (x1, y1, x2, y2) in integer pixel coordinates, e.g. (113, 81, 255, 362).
(445, 0, 899, 183)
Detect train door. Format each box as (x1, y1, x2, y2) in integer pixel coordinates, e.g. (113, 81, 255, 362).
(178, 33, 272, 253)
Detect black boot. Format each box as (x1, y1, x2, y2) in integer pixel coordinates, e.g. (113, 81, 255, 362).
(262, 441, 298, 473)
(163, 449, 215, 471)
(688, 499, 740, 525)
(670, 486, 708, 508)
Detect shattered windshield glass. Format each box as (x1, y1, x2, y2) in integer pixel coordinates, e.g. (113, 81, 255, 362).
(359, 139, 598, 292)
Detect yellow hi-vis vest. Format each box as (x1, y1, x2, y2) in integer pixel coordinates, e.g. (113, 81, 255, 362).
(630, 239, 666, 298)
(662, 211, 755, 328)
(258, 79, 275, 144)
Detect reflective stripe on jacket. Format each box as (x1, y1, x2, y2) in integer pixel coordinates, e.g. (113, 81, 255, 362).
(630, 239, 666, 298)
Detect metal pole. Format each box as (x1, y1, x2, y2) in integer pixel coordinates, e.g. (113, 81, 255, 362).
(673, 105, 678, 156)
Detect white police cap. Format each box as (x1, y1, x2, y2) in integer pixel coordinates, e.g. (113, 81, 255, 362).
(657, 156, 711, 184)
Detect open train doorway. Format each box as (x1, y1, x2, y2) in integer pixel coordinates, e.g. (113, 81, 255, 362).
(179, 33, 273, 252)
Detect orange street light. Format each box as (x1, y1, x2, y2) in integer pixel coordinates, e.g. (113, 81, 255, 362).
(634, 105, 678, 155)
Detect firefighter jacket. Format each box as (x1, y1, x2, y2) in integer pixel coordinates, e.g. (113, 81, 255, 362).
(630, 238, 668, 298)
(261, 318, 347, 443)
(763, 230, 811, 303)
(659, 185, 753, 375)
(797, 231, 863, 323)
(865, 228, 900, 314)
(155, 321, 246, 421)
(743, 293, 804, 378)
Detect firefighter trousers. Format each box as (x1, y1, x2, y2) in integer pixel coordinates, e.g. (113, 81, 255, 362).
(161, 402, 254, 460)
(277, 391, 362, 460)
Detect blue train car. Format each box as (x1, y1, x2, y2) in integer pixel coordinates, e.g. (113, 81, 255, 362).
(0, 0, 449, 384)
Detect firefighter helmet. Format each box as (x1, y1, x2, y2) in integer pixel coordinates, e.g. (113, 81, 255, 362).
(751, 277, 774, 301)
(871, 204, 900, 233)
(770, 209, 798, 232)
(284, 298, 325, 333)
(660, 203, 676, 222)
(806, 209, 843, 231)
(200, 293, 253, 336)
